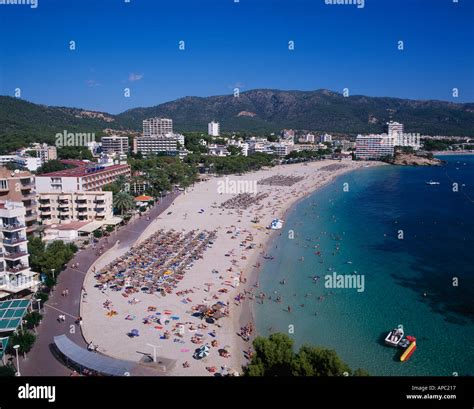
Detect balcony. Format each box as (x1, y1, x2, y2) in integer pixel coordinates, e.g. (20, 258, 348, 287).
(59, 207, 70, 213)
(3, 236, 27, 246)
(23, 200, 37, 209)
(22, 192, 36, 200)
(25, 212, 38, 221)
(20, 182, 34, 190)
(0, 276, 39, 294)
(4, 251, 28, 261)
(1, 224, 26, 232)
(6, 263, 29, 273)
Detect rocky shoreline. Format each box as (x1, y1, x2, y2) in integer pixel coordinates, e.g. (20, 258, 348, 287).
(389, 152, 444, 166)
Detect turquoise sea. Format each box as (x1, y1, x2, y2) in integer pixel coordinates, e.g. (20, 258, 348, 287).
(255, 155, 474, 376)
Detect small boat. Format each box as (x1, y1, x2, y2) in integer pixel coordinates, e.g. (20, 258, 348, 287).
(425, 180, 440, 185)
(398, 338, 410, 349)
(268, 219, 284, 230)
(400, 336, 416, 362)
(385, 327, 404, 347)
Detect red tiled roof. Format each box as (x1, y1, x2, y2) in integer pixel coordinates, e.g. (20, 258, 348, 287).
(134, 195, 153, 201)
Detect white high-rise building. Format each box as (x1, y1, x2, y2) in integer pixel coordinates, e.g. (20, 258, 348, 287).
(387, 121, 404, 140)
(143, 118, 173, 136)
(387, 121, 420, 150)
(0, 201, 39, 299)
(208, 121, 220, 137)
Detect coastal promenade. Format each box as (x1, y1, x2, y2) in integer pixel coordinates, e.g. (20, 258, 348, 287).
(20, 191, 179, 376)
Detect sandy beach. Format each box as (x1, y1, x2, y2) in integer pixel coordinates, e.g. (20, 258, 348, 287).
(81, 160, 382, 376)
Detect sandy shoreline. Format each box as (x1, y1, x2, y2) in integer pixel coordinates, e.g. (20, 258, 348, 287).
(81, 160, 383, 376)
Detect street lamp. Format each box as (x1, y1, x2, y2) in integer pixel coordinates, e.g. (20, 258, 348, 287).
(13, 344, 20, 376)
(51, 269, 55, 279)
(35, 298, 42, 312)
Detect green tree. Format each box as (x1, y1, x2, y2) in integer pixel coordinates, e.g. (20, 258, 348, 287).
(35, 160, 69, 175)
(0, 363, 16, 377)
(23, 311, 43, 330)
(8, 330, 36, 356)
(244, 333, 296, 376)
(57, 146, 94, 160)
(113, 191, 135, 215)
(244, 333, 368, 377)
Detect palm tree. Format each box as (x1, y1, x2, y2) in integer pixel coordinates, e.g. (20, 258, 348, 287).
(113, 191, 135, 215)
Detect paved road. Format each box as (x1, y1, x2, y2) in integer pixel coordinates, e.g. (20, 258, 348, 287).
(20, 192, 179, 376)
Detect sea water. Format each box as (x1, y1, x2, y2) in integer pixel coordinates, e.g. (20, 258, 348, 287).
(255, 155, 474, 376)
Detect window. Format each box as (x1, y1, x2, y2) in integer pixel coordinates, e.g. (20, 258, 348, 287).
(0, 179, 7, 190)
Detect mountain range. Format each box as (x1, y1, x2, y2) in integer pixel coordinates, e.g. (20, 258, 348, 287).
(1, 89, 473, 153)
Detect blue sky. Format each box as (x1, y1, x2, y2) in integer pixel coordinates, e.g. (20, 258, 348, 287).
(0, 0, 473, 114)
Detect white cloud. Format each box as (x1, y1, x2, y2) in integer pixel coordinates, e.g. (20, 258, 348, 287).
(128, 73, 144, 82)
(85, 79, 100, 87)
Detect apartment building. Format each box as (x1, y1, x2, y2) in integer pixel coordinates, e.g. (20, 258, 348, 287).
(29, 143, 57, 162)
(0, 168, 38, 234)
(101, 136, 129, 155)
(228, 139, 249, 156)
(207, 144, 230, 157)
(133, 134, 186, 156)
(208, 121, 220, 137)
(0, 201, 39, 299)
(38, 191, 113, 225)
(35, 160, 131, 193)
(143, 117, 173, 136)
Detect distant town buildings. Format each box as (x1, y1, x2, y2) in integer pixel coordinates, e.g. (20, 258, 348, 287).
(319, 134, 332, 143)
(207, 144, 230, 157)
(30, 143, 57, 163)
(0, 201, 39, 299)
(0, 168, 38, 234)
(101, 136, 129, 155)
(208, 121, 220, 137)
(35, 160, 131, 193)
(143, 117, 173, 136)
(298, 133, 315, 144)
(228, 139, 249, 156)
(37, 191, 113, 225)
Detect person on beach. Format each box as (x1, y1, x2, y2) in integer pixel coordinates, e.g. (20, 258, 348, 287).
(287, 305, 291, 313)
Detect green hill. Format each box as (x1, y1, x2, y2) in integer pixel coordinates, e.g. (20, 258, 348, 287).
(1, 89, 473, 153)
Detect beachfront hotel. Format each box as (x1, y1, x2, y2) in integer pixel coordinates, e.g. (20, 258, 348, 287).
(35, 160, 131, 193)
(0, 201, 39, 300)
(142, 117, 173, 136)
(37, 191, 113, 225)
(0, 167, 38, 234)
(133, 134, 187, 158)
(355, 134, 395, 159)
(387, 121, 421, 150)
